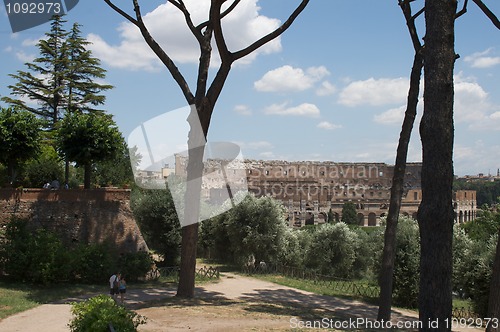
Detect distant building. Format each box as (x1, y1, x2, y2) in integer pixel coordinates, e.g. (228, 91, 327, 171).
(174, 155, 477, 227)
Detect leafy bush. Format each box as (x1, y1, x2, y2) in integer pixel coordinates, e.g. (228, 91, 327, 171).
(0, 218, 71, 284)
(391, 216, 420, 308)
(305, 222, 359, 278)
(69, 243, 116, 283)
(454, 232, 496, 317)
(69, 295, 145, 332)
(130, 188, 181, 266)
(118, 251, 154, 282)
(23, 145, 64, 188)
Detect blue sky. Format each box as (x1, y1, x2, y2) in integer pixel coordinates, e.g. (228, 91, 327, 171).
(1, 0, 499, 176)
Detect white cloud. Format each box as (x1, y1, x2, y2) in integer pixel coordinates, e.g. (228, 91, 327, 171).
(15, 50, 34, 62)
(316, 81, 336, 96)
(453, 141, 500, 175)
(464, 49, 500, 68)
(21, 37, 41, 47)
(263, 102, 320, 117)
(254, 65, 329, 92)
(234, 104, 252, 116)
(454, 78, 489, 122)
(338, 77, 408, 107)
(259, 151, 275, 159)
(453, 74, 500, 130)
(317, 121, 341, 130)
(88, 0, 282, 71)
(374, 106, 405, 125)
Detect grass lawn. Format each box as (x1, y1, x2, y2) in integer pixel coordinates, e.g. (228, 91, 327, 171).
(250, 273, 379, 304)
(0, 281, 103, 320)
(0, 273, 210, 320)
(247, 273, 475, 315)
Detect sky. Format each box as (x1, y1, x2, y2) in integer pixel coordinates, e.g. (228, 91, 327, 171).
(0, 0, 499, 176)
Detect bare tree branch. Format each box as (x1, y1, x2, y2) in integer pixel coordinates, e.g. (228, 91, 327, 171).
(456, 0, 468, 19)
(211, 0, 232, 63)
(103, 0, 194, 104)
(169, 0, 204, 42)
(197, 0, 241, 31)
(103, 0, 138, 25)
(232, 0, 309, 60)
(399, 0, 424, 52)
(472, 0, 500, 29)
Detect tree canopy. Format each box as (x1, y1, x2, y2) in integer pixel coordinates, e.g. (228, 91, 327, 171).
(0, 107, 42, 185)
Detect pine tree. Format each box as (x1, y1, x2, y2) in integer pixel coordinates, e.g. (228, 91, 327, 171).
(2, 16, 113, 128)
(65, 22, 113, 114)
(2, 15, 68, 128)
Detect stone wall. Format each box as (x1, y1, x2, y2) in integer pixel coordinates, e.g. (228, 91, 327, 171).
(0, 188, 148, 254)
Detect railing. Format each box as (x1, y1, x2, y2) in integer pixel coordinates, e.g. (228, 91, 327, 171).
(243, 263, 379, 299)
(244, 263, 479, 319)
(146, 266, 220, 281)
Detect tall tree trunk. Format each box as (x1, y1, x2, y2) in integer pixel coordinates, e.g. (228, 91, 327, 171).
(486, 226, 500, 332)
(65, 158, 70, 186)
(84, 163, 92, 189)
(378, 52, 423, 321)
(176, 105, 208, 298)
(418, 0, 457, 330)
(7, 161, 16, 186)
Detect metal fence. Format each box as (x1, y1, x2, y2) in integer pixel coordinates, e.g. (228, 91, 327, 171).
(146, 266, 220, 281)
(244, 263, 380, 299)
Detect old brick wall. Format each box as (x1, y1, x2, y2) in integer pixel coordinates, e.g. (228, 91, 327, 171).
(0, 188, 148, 254)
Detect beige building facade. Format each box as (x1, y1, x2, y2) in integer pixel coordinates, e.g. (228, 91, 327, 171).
(174, 155, 476, 227)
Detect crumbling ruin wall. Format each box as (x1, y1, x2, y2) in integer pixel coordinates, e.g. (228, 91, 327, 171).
(0, 188, 148, 254)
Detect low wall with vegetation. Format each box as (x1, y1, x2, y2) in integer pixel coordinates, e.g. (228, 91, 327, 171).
(0, 188, 148, 254)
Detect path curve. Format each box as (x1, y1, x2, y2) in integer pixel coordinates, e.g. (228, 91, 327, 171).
(0, 272, 480, 332)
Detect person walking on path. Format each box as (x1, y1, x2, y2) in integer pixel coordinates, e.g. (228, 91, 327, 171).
(119, 275, 127, 304)
(109, 272, 120, 301)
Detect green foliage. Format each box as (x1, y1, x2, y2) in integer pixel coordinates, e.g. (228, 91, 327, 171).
(391, 216, 420, 308)
(118, 251, 154, 282)
(277, 227, 305, 267)
(351, 227, 384, 280)
(57, 112, 121, 166)
(69, 295, 145, 332)
(454, 179, 500, 207)
(199, 194, 289, 267)
(454, 212, 498, 317)
(341, 202, 358, 225)
(0, 218, 70, 284)
(57, 112, 122, 188)
(0, 218, 153, 284)
(69, 243, 115, 284)
(130, 188, 181, 266)
(2, 16, 112, 128)
(0, 108, 42, 185)
(224, 194, 288, 266)
(2, 15, 69, 127)
(304, 223, 359, 278)
(94, 139, 135, 187)
(461, 208, 500, 241)
(23, 144, 64, 188)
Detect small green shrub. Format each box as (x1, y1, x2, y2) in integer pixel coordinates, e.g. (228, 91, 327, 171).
(69, 295, 146, 332)
(118, 251, 153, 282)
(0, 218, 71, 284)
(69, 243, 116, 283)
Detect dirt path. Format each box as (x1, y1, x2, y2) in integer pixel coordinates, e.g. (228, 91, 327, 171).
(0, 272, 481, 332)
